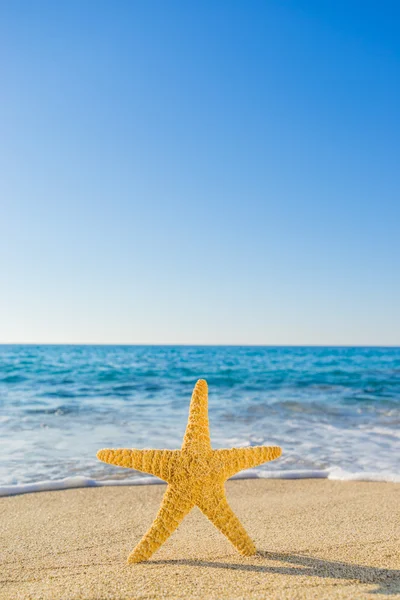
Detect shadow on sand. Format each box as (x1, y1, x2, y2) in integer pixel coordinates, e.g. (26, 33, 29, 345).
(153, 551, 400, 595)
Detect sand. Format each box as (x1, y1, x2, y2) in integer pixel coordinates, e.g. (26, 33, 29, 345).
(0, 479, 399, 599)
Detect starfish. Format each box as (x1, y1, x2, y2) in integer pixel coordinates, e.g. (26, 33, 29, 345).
(97, 379, 282, 563)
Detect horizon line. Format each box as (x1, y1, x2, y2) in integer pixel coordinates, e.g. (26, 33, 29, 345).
(0, 343, 399, 349)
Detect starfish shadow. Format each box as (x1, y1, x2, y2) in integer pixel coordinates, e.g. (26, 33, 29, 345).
(152, 551, 400, 596)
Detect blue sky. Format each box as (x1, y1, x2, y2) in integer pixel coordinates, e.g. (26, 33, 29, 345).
(1, 1, 399, 345)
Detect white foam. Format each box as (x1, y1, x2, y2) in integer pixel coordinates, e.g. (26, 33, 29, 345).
(0, 475, 162, 497)
(325, 466, 400, 483)
(233, 469, 329, 480)
(1, 469, 399, 497)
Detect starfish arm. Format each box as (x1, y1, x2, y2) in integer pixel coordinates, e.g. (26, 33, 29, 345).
(128, 485, 194, 563)
(197, 487, 256, 556)
(215, 445, 282, 479)
(182, 379, 211, 451)
(96, 448, 180, 482)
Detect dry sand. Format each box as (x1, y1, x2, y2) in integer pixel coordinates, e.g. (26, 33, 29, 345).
(0, 479, 399, 599)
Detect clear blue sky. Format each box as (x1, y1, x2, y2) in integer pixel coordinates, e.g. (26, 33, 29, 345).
(1, 1, 399, 345)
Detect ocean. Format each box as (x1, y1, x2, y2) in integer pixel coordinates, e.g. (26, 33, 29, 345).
(0, 344, 399, 495)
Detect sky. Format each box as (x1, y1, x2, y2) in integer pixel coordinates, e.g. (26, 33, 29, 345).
(0, 0, 399, 345)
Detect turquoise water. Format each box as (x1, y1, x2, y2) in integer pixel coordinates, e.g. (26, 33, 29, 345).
(1, 345, 399, 490)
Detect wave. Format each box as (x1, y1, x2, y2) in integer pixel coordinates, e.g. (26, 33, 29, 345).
(2, 345, 400, 494)
(1, 468, 398, 498)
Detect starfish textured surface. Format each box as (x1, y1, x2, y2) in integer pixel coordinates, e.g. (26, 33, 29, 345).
(97, 379, 282, 563)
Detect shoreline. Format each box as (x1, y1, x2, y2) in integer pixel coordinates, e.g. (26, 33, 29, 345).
(2, 469, 400, 498)
(1, 479, 399, 599)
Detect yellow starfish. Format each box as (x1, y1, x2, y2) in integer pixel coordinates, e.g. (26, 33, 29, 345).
(97, 379, 282, 563)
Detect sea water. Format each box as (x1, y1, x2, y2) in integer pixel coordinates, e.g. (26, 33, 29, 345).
(0, 345, 399, 495)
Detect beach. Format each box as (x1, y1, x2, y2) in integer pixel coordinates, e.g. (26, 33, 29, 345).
(1, 479, 399, 599)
